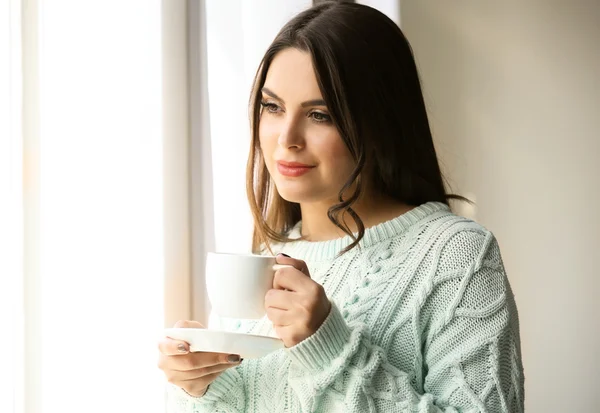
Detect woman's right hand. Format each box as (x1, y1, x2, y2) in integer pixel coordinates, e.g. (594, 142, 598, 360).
(157, 320, 242, 397)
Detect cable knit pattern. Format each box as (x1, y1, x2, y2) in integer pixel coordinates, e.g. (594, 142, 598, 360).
(167, 202, 524, 412)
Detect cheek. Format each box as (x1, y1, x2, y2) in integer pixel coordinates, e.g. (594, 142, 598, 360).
(318, 137, 355, 175)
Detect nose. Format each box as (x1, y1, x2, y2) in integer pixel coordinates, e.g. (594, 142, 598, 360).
(277, 115, 304, 150)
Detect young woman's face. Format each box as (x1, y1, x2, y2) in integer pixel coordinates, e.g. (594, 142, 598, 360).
(259, 48, 355, 205)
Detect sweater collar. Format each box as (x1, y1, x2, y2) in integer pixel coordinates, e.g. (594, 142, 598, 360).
(280, 201, 450, 262)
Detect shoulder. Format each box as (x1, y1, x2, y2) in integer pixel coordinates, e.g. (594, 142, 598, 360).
(359, 203, 502, 269)
(408, 213, 516, 330)
(413, 214, 514, 322)
(410, 210, 505, 276)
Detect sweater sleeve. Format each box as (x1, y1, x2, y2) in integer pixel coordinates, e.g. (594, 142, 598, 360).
(286, 229, 524, 413)
(166, 365, 246, 413)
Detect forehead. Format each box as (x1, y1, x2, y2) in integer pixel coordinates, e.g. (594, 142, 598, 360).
(263, 48, 322, 100)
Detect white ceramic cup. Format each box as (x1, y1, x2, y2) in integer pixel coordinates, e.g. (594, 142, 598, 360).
(206, 252, 290, 319)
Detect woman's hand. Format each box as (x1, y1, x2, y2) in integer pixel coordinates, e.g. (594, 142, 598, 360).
(265, 254, 331, 348)
(157, 320, 241, 397)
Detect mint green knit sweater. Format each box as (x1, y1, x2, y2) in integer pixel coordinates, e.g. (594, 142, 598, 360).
(168, 202, 525, 412)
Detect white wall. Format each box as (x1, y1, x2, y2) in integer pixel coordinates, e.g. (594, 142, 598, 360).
(400, 2, 600, 411)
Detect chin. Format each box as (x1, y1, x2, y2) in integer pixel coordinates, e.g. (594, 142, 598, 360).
(276, 190, 309, 204)
(275, 183, 322, 204)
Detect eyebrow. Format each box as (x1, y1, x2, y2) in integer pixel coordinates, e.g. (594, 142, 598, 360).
(261, 87, 326, 108)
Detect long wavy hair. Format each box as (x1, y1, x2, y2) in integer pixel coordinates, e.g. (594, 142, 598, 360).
(247, 1, 464, 254)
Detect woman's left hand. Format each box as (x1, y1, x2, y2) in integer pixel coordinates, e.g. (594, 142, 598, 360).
(265, 254, 331, 348)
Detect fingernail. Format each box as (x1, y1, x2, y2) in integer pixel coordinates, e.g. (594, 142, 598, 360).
(278, 253, 290, 258)
(177, 344, 188, 353)
(227, 354, 241, 363)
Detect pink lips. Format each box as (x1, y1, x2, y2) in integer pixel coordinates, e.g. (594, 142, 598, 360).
(276, 161, 315, 177)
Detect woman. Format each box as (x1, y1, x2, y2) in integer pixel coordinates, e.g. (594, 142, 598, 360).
(158, 2, 524, 412)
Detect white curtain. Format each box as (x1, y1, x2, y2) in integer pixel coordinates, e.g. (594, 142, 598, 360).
(3, 0, 167, 412)
(0, 2, 25, 412)
(38, 1, 165, 412)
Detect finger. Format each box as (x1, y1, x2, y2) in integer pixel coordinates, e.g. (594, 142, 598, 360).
(158, 337, 191, 356)
(166, 361, 239, 382)
(183, 370, 226, 386)
(169, 351, 242, 371)
(266, 307, 293, 327)
(275, 254, 310, 277)
(161, 320, 205, 355)
(189, 351, 242, 366)
(265, 288, 295, 310)
(174, 319, 204, 328)
(273, 266, 315, 292)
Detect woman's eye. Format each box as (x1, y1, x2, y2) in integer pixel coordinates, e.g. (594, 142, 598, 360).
(260, 101, 281, 114)
(310, 111, 331, 123)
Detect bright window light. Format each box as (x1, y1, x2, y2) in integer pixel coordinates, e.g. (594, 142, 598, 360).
(0, 1, 23, 412)
(38, 1, 164, 412)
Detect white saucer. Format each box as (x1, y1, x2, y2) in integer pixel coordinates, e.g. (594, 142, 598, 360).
(164, 328, 285, 359)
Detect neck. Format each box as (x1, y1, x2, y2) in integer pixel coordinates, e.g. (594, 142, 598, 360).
(299, 192, 413, 242)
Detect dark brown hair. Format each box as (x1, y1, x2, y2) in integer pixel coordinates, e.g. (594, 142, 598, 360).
(247, 1, 464, 254)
